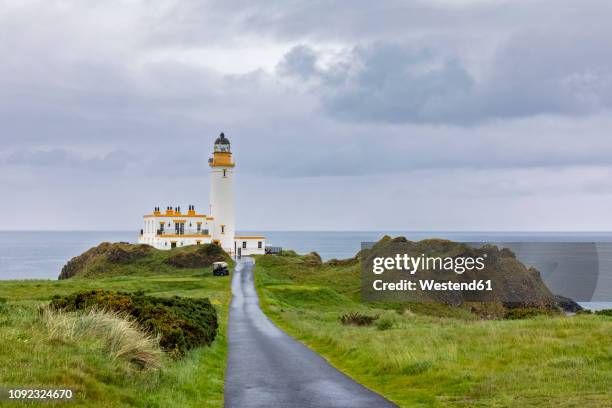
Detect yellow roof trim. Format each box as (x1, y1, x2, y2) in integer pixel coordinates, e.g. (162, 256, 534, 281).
(144, 214, 207, 218)
(157, 234, 211, 238)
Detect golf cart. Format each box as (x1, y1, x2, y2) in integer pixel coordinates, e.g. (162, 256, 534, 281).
(212, 261, 229, 276)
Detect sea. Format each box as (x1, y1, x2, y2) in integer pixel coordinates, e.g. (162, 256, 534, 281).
(1, 231, 611, 310)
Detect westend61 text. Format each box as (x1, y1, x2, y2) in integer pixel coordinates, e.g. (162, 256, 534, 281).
(372, 279, 493, 291)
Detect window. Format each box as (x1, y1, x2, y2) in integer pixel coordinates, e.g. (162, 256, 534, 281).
(242, 241, 247, 249)
(223, 169, 227, 177)
(258, 241, 262, 249)
(221, 225, 225, 234)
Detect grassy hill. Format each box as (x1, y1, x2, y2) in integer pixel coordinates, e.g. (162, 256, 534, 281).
(0, 243, 232, 407)
(254, 245, 612, 407)
(59, 242, 231, 279)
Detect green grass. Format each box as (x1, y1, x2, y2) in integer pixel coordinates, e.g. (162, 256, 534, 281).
(0, 268, 231, 407)
(254, 254, 612, 408)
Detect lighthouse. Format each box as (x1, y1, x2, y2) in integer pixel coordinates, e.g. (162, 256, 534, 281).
(209, 132, 235, 253)
(138, 132, 265, 256)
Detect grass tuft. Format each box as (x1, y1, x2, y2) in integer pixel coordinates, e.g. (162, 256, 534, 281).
(40, 307, 163, 369)
(339, 311, 379, 326)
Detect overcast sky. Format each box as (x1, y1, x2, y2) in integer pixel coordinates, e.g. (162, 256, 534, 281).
(2, 0, 612, 231)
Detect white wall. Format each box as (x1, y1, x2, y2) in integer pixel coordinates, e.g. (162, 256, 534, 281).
(235, 237, 265, 255)
(210, 166, 235, 253)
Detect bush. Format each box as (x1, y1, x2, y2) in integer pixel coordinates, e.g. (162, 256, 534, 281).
(340, 311, 379, 326)
(164, 244, 229, 268)
(325, 257, 358, 267)
(40, 308, 162, 369)
(376, 317, 394, 331)
(303, 252, 322, 267)
(50, 290, 218, 356)
(0, 298, 7, 314)
(595, 309, 612, 317)
(504, 307, 554, 320)
(576, 309, 593, 315)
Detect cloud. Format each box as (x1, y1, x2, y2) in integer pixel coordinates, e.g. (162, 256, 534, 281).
(0, 0, 612, 229)
(2, 149, 133, 172)
(276, 45, 319, 79)
(278, 32, 612, 125)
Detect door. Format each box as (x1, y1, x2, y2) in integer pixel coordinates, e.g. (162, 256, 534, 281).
(171, 242, 177, 249)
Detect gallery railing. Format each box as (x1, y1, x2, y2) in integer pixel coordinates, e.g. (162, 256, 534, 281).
(155, 229, 210, 236)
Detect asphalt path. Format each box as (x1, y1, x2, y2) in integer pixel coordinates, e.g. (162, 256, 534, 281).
(224, 257, 397, 408)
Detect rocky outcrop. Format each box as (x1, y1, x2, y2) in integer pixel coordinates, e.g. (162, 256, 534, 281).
(58, 242, 230, 279)
(361, 236, 560, 309)
(554, 295, 583, 313)
(59, 242, 153, 279)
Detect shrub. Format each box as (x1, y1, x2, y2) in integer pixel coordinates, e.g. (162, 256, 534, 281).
(41, 307, 162, 369)
(50, 290, 218, 356)
(0, 298, 7, 314)
(504, 307, 554, 320)
(376, 317, 394, 331)
(576, 309, 593, 315)
(340, 312, 379, 326)
(279, 249, 298, 257)
(325, 257, 358, 267)
(164, 244, 229, 268)
(303, 252, 322, 267)
(595, 309, 612, 317)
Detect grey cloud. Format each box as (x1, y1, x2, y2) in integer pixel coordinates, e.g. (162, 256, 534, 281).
(2, 149, 133, 172)
(276, 45, 319, 79)
(279, 27, 612, 124)
(1, 0, 612, 230)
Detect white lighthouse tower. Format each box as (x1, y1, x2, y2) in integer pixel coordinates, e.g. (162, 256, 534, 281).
(209, 132, 236, 253)
(138, 132, 265, 255)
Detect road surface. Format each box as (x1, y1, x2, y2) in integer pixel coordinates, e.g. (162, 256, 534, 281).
(224, 257, 397, 408)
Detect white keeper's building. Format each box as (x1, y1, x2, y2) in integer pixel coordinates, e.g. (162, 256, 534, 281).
(138, 133, 265, 256)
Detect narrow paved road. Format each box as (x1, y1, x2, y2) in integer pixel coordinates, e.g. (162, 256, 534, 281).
(224, 257, 397, 408)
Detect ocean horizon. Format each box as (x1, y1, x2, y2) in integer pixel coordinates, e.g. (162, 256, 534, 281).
(1, 230, 611, 310)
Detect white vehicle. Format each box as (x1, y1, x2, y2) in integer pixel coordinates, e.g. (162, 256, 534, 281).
(213, 261, 229, 276)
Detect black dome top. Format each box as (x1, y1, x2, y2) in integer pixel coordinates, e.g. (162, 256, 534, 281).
(215, 132, 230, 145)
